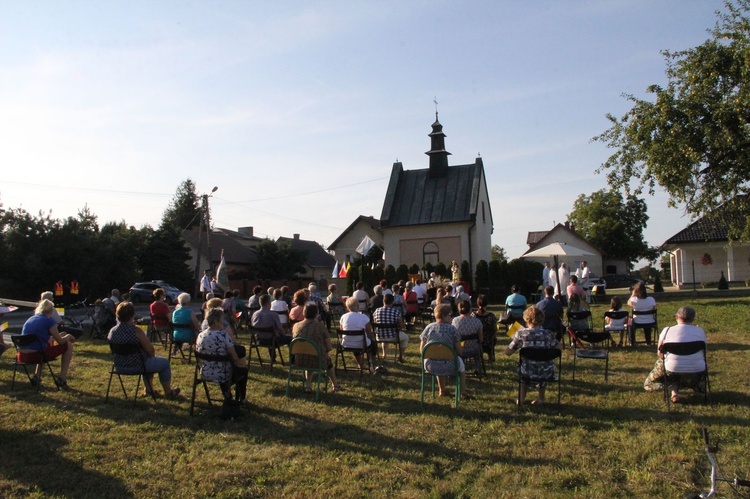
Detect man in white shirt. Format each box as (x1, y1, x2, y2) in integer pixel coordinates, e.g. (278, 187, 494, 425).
(542, 262, 550, 288)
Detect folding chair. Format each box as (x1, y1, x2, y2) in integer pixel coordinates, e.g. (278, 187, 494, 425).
(168, 322, 196, 364)
(566, 310, 593, 349)
(517, 347, 562, 413)
(603, 310, 629, 347)
(459, 331, 485, 378)
(334, 328, 370, 376)
(190, 350, 236, 416)
(11, 335, 62, 392)
(275, 310, 290, 333)
(420, 341, 462, 409)
(286, 337, 326, 401)
(248, 325, 285, 370)
(660, 341, 711, 411)
(630, 309, 658, 346)
(148, 314, 170, 348)
(372, 322, 404, 363)
(105, 342, 157, 407)
(568, 330, 612, 382)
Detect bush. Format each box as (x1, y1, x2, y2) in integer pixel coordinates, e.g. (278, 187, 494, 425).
(653, 274, 664, 293)
(385, 265, 397, 284)
(396, 264, 409, 283)
(475, 260, 489, 292)
(460, 260, 472, 289)
(434, 262, 447, 278)
(718, 272, 729, 290)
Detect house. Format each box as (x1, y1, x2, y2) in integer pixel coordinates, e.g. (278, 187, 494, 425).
(661, 205, 750, 288)
(328, 215, 383, 265)
(378, 113, 494, 271)
(521, 222, 609, 276)
(277, 234, 336, 282)
(214, 226, 263, 250)
(182, 228, 259, 281)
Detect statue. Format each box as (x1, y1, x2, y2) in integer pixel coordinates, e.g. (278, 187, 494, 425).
(451, 260, 460, 283)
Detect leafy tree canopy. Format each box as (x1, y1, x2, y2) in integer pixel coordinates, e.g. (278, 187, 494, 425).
(255, 238, 307, 280)
(567, 189, 657, 268)
(161, 178, 201, 231)
(491, 244, 508, 263)
(594, 1, 750, 239)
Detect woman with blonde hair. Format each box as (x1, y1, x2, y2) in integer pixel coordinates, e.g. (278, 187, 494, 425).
(505, 305, 562, 406)
(20, 299, 76, 388)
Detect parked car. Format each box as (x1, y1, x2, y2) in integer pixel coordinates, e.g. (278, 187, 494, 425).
(585, 273, 607, 292)
(601, 274, 640, 290)
(129, 281, 184, 305)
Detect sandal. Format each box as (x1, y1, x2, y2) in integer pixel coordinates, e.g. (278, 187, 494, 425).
(331, 385, 343, 393)
(303, 387, 313, 394)
(166, 387, 181, 399)
(671, 393, 679, 403)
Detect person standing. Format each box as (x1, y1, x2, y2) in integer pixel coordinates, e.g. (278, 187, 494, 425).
(542, 262, 551, 288)
(558, 263, 570, 302)
(200, 270, 212, 301)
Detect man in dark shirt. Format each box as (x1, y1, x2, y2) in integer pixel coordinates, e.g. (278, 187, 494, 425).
(536, 286, 564, 340)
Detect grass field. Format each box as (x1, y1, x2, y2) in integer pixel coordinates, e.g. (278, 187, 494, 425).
(1, 295, 749, 498)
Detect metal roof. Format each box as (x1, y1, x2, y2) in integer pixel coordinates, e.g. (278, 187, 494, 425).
(380, 159, 487, 227)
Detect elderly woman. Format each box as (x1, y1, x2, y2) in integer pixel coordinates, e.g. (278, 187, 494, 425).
(108, 301, 179, 398)
(289, 289, 308, 324)
(292, 303, 340, 392)
(20, 299, 76, 388)
(452, 300, 484, 373)
(149, 288, 171, 338)
(171, 293, 202, 352)
(420, 304, 470, 399)
(472, 294, 498, 362)
(505, 305, 562, 406)
(339, 296, 377, 374)
(40, 290, 83, 339)
(326, 284, 345, 319)
(628, 281, 657, 345)
(201, 297, 246, 359)
(196, 307, 248, 402)
(644, 306, 707, 403)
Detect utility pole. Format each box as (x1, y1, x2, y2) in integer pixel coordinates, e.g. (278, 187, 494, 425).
(192, 187, 218, 298)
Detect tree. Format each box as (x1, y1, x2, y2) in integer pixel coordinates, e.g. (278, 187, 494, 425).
(475, 260, 490, 293)
(161, 179, 201, 231)
(567, 189, 657, 268)
(254, 238, 307, 279)
(491, 245, 508, 263)
(594, 1, 750, 239)
(460, 260, 472, 289)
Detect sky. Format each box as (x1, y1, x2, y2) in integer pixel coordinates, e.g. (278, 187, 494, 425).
(0, 0, 727, 264)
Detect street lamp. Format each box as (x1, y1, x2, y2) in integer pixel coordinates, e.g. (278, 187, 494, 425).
(193, 186, 219, 299)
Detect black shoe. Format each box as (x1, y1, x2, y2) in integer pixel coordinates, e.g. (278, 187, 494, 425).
(30, 377, 39, 387)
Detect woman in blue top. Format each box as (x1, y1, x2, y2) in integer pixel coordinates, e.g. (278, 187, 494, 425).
(171, 293, 201, 351)
(502, 284, 528, 326)
(20, 299, 76, 388)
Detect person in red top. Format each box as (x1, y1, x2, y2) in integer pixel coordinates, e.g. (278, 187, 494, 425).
(403, 281, 419, 321)
(149, 288, 172, 333)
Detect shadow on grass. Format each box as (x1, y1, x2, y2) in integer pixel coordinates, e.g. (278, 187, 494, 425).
(0, 429, 133, 498)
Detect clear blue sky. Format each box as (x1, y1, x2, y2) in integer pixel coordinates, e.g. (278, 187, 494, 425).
(0, 1, 725, 263)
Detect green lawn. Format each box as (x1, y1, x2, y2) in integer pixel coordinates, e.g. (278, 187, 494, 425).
(1, 296, 749, 498)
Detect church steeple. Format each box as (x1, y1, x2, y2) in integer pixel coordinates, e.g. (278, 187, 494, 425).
(425, 109, 451, 178)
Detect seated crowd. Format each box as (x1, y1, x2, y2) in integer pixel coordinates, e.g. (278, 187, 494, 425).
(9, 277, 708, 409)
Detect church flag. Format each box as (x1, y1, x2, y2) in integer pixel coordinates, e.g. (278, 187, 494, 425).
(332, 261, 340, 278)
(356, 235, 376, 256)
(339, 261, 348, 278)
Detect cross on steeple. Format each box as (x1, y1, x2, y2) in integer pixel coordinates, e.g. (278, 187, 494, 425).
(433, 96, 438, 119)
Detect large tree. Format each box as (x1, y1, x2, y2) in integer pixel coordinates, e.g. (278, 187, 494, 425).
(594, 0, 750, 239)
(567, 190, 656, 269)
(161, 178, 201, 231)
(254, 238, 307, 279)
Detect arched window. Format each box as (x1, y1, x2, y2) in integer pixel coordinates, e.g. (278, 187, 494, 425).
(423, 241, 439, 265)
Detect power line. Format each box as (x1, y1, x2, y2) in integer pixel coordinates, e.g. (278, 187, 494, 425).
(233, 176, 388, 203)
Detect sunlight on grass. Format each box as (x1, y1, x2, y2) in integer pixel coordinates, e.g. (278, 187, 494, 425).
(1, 295, 749, 497)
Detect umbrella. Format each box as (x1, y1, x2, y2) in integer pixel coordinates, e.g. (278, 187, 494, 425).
(522, 242, 595, 298)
